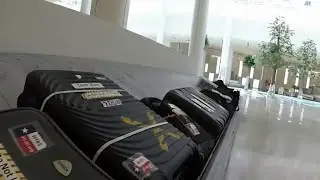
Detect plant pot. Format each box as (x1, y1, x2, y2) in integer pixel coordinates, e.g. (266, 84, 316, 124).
(244, 76, 250, 90)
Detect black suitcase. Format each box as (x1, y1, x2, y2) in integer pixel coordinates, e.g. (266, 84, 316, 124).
(0, 108, 111, 180)
(200, 80, 240, 118)
(162, 87, 229, 139)
(17, 70, 203, 180)
(141, 97, 214, 160)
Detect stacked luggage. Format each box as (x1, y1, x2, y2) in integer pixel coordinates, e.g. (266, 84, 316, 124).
(0, 108, 111, 180)
(142, 80, 239, 160)
(17, 70, 203, 180)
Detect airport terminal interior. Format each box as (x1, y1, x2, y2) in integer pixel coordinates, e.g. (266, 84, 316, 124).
(1, 0, 320, 179)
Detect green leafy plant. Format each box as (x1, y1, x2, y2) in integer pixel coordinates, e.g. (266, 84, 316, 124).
(243, 55, 256, 89)
(289, 40, 319, 93)
(259, 16, 295, 84)
(244, 55, 256, 70)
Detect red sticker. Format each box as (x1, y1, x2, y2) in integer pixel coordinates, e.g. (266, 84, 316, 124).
(17, 135, 37, 153)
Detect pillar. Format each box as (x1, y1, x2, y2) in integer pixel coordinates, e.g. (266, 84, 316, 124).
(188, 0, 210, 77)
(91, 0, 130, 28)
(156, 0, 167, 44)
(80, 0, 92, 15)
(218, 17, 233, 83)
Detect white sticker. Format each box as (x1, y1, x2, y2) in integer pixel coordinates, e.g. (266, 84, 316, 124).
(186, 123, 200, 136)
(101, 99, 122, 108)
(82, 90, 123, 100)
(95, 77, 107, 80)
(27, 132, 47, 151)
(75, 75, 82, 79)
(133, 156, 149, 168)
(122, 153, 158, 180)
(71, 83, 104, 89)
(53, 160, 72, 177)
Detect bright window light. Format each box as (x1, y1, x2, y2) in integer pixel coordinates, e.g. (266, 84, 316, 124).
(205, 63, 208, 73)
(238, 61, 243, 77)
(216, 57, 221, 74)
(284, 68, 289, 84)
(295, 73, 299, 86)
(306, 72, 311, 88)
(250, 67, 254, 79)
(209, 73, 215, 81)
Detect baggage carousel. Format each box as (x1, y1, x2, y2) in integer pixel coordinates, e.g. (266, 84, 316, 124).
(0, 53, 240, 180)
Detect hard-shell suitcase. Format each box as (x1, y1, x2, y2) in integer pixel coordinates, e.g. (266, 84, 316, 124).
(17, 70, 203, 180)
(0, 108, 111, 180)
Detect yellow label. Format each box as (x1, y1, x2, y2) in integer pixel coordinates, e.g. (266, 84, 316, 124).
(122, 112, 182, 151)
(0, 144, 26, 180)
(158, 135, 168, 151)
(121, 117, 142, 126)
(167, 132, 181, 139)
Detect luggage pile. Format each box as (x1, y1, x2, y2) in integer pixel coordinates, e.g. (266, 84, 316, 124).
(17, 70, 203, 180)
(10, 70, 239, 180)
(142, 80, 240, 160)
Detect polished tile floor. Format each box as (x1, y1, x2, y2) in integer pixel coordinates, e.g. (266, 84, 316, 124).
(226, 90, 320, 180)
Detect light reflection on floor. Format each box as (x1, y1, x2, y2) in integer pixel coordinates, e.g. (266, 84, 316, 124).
(226, 90, 320, 180)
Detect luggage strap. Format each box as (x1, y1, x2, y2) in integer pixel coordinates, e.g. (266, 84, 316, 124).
(209, 89, 232, 102)
(92, 121, 168, 163)
(40, 90, 169, 163)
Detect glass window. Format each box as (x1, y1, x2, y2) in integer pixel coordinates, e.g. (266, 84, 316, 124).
(127, 0, 195, 49)
(46, 0, 82, 11)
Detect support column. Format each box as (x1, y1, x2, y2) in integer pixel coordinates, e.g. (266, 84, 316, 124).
(156, 0, 167, 44)
(188, 0, 210, 77)
(80, 0, 92, 15)
(218, 17, 233, 83)
(91, 0, 130, 28)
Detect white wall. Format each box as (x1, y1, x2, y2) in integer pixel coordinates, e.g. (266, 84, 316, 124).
(0, 0, 197, 75)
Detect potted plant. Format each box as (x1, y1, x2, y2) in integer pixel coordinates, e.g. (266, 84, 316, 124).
(289, 40, 319, 98)
(259, 17, 295, 86)
(243, 55, 256, 89)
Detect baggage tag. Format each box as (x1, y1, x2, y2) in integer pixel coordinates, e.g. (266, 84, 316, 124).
(122, 153, 158, 180)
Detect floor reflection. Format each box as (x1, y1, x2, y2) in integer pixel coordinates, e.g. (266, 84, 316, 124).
(226, 91, 320, 180)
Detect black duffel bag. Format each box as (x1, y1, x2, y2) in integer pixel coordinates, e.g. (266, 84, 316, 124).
(0, 108, 111, 180)
(17, 70, 203, 180)
(162, 87, 229, 139)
